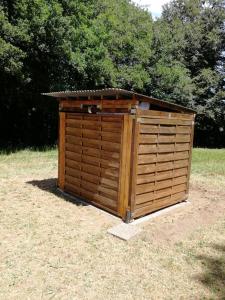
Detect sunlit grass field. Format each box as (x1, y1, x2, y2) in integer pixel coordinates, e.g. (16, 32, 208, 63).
(0, 148, 225, 299)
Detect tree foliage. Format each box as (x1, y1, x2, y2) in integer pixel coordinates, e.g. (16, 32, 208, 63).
(0, 0, 224, 148)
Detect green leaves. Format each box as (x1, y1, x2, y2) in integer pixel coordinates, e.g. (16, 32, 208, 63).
(0, 0, 224, 147)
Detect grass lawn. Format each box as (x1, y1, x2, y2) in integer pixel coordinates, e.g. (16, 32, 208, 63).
(0, 148, 225, 299)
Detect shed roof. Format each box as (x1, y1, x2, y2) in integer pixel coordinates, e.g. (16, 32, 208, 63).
(42, 88, 195, 113)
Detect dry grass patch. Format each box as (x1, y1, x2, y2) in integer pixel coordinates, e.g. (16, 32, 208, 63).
(0, 148, 225, 299)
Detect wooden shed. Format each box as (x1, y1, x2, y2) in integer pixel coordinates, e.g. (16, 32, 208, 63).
(43, 88, 195, 222)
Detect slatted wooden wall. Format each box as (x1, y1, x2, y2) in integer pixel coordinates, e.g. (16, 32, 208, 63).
(132, 109, 195, 218)
(58, 112, 131, 218)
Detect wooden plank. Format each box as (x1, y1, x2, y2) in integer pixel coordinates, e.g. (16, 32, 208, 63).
(138, 118, 192, 126)
(136, 183, 187, 205)
(65, 150, 119, 168)
(66, 135, 121, 152)
(66, 166, 119, 188)
(139, 143, 190, 154)
(138, 151, 189, 164)
(66, 127, 121, 143)
(64, 182, 117, 210)
(140, 125, 191, 134)
(58, 112, 66, 189)
(139, 134, 190, 144)
(186, 117, 195, 194)
(101, 166, 119, 178)
(99, 177, 118, 189)
(136, 108, 194, 120)
(130, 118, 140, 217)
(134, 191, 186, 217)
(67, 158, 119, 178)
(64, 182, 81, 196)
(80, 188, 117, 209)
(137, 159, 189, 174)
(61, 100, 101, 107)
(137, 167, 188, 184)
(118, 115, 133, 218)
(136, 108, 193, 120)
(65, 174, 81, 186)
(136, 175, 187, 194)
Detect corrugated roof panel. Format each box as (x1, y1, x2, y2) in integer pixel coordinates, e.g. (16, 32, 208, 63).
(42, 88, 195, 113)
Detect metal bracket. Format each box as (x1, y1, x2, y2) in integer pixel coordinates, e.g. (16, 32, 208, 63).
(124, 209, 134, 223)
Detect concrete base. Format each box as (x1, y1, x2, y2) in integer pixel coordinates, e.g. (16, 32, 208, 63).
(107, 223, 142, 240)
(131, 200, 190, 226)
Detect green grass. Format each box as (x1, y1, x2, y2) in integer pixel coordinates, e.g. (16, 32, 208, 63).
(0, 147, 225, 299)
(192, 148, 225, 176)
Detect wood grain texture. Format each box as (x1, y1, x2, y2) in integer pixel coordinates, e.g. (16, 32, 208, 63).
(118, 115, 133, 218)
(64, 113, 123, 215)
(132, 110, 194, 217)
(58, 112, 65, 189)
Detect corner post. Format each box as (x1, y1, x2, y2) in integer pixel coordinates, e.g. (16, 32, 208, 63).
(118, 114, 133, 220)
(58, 111, 66, 190)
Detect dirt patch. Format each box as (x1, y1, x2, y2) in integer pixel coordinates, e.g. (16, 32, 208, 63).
(139, 180, 225, 244)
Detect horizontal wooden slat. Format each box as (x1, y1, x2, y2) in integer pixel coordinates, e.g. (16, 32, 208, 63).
(136, 183, 187, 205)
(134, 192, 186, 217)
(138, 151, 189, 164)
(66, 136, 121, 152)
(80, 189, 117, 209)
(66, 127, 121, 143)
(140, 125, 191, 134)
(65, 151, 119, 168)
(139, 134, 190, 144)
(138, 118, 192, 126)
(66, 118, 122, 129)
(136, 175, 187, 194)
(65, 143, 120, 160)
(136, 109, 194, 120)
(137, 159, 189, 175)
(139, 143, 190, 154)
(65, 167, 119, 188)
(137, 167, 188, 184)
(64, 182, 117, 209)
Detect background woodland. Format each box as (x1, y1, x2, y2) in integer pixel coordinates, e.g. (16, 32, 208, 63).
(0, 0, 224, 148)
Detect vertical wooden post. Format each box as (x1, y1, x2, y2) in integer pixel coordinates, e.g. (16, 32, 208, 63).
(129, 117, 140, 219)
(118, 114, 133, 219)
(186, 114, 195, 195)
(58, 111, 66, 190)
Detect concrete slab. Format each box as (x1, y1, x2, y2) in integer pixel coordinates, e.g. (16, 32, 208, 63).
(107, 223, 142, 240)
(131, 200, 190, 226)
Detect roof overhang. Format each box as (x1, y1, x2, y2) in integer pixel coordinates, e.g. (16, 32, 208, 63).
(42, 88, 195, 114)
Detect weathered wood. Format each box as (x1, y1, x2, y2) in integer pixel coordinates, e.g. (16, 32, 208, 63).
(138, 151, 189, 164)
(137, 167, 188, 184)
(139, 134, 190, 144)
(129, 118, 140, 218)
(134, 192, 187, 217)
(58, 112, 66, 189)
(136, 175, 187, 194)
(139, 143, 190, 154)
(136, 108, 194, 120)
(186, 115, 195, 194)
(140, 125, 191, 134)
(138, 117, 192, 126)
(136, 183, 187, 205)
(118, 115, 133, 218)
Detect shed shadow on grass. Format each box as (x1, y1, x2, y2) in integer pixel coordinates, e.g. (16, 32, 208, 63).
(194, 243, 225, 298)
(27, 178, 88, 207)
